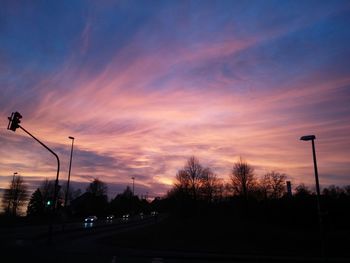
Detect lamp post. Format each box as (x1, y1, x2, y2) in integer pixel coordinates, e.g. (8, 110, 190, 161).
(64, 136, 75, 207)
(300, 134, 325, 257)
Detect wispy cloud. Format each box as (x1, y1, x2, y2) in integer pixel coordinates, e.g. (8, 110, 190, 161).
(1, 1, 350, 197)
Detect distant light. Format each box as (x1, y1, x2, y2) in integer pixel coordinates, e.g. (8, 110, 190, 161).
(300, 135, 316, 141)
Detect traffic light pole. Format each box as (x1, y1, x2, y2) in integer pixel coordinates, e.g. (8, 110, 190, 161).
(18, 125, 60, 244)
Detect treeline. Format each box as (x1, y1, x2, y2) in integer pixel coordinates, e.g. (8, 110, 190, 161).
(1, 176, 156, 220)
(167, 156, 350, 203)
(24, 179, 154, 220)
(158, 156, 350, 232)
(1, 156, 349, 221)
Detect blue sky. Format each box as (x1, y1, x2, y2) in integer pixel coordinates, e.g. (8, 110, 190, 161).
(1, 0, 350, 198)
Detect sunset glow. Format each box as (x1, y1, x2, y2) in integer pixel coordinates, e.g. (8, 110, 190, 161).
(1, 1, 350, 197)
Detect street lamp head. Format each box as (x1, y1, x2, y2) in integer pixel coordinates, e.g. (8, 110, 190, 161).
(300, 135, 316, 141)
(68, 136, 74, 140)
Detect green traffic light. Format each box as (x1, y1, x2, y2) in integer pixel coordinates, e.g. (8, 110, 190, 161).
(47, 200, 51, 206)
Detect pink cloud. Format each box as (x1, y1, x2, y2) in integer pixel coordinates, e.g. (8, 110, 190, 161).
(1, 9, 350, 197)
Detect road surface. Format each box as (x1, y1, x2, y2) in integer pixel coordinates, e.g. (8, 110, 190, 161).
(1, 214, 348, 262)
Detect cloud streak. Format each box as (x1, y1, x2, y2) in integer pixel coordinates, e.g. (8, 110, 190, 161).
(1, 1, 350, 197)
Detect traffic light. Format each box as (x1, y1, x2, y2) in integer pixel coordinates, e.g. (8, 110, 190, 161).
(46, 200, 52, 206)
(7, 111, 22, 132)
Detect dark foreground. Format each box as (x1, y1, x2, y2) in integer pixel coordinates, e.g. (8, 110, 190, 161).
(101, 212, 350, 262)
(0, 210, 349, 263)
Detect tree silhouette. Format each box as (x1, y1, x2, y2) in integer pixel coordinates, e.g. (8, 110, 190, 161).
(322, 185, 344, 198)
(1, 175, 29, 216)
(260, 171, 286, 199)
(39, 178, 63, 209)
(172, 157, 225, 205)
(86, 178, 107, 196)
(120, 185, 133, 198)
(80, 178, 108, 215)
(294, 184, 312, 197)
(174, 156, 207, 201)
(174, 169, 191, 200)
(27, 188, 45, 217)
(344, 185, 350, 196)
(230, 157, 255, 198)
(184, 156, 203, 201)
(61, 181, 81, 206)
(173, 156, 204, 201)
(109, 186, 145, 215)
(200, 168, 222, 202)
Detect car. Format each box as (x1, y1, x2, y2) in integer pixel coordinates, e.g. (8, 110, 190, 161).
(151, 211, 158, 216)
(106, 215, 114, 220)
(84, 215, 98, 223)
(122, 214, 130, 221)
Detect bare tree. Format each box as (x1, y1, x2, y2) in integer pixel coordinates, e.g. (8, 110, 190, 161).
(173, 156, 225, 202)
(230, 157, 255, 198)
(260, 171, 286, 199)
(200, 168, 221, 202)
(182, 156, 203, 201)
(224, 182, 233, 198)
(260, 173, 272, 199)
(174, 169, 191, 199)
(212, 178, 225, 201)
(1, 175, 29, 216)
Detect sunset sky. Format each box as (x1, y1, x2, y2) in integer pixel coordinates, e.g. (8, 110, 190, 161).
(1, 1, 350, 198)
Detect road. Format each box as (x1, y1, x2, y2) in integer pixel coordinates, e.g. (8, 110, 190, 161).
(0, 214, 156, 247)
(1, 215, 347, 263)
(0, 214, 248, 263)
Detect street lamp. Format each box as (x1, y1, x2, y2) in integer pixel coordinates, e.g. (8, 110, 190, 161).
(64, 136, 75, 207)
(300, 134, 325, 257)
(300, 135, 321, 202)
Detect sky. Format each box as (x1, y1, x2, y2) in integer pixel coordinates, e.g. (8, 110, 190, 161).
(1, 0, 350, 198)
